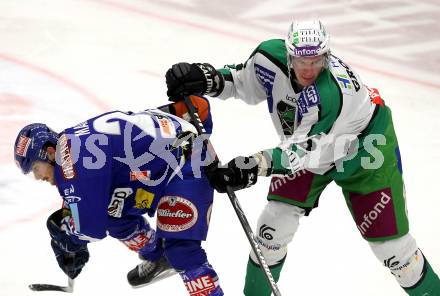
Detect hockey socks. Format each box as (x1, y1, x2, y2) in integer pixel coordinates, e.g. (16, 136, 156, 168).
(404, 258, 440, 296)
(243, 255, 286, 296)
(180, 262, 223, 296)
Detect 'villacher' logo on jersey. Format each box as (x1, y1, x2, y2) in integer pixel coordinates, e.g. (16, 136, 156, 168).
(157, 196, 198, 232)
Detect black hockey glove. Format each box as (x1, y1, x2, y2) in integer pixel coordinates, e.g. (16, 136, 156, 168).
(166, 62, 224, 101)
(205, 156, 259, 193)
(47, 209, 89, 279)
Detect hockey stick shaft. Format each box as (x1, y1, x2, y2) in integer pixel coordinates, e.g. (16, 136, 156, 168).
(183, 96, 282, 296)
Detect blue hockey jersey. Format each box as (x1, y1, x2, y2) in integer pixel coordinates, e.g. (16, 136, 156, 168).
(54, 107, 211, 243)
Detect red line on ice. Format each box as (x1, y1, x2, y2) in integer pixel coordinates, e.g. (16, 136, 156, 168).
(0, 53, 110, 111)
(0, 54, 108, 231)
(84, 0, 440, 90)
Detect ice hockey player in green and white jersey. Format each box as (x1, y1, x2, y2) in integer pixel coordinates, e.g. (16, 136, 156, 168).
(165, 20, 440, 295)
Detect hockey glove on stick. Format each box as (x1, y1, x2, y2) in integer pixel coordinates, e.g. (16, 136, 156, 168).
(47, 209, 89, 279)
(206, 152, 272, 193)
(166, 62, 224, 100)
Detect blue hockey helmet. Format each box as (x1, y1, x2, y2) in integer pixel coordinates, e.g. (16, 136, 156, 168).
(14, 123, 59, 174)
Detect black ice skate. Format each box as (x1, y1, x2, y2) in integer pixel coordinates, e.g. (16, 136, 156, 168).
(127, 256, 177, 288)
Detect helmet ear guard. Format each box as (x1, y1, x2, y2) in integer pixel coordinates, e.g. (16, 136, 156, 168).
(14, 123, 59, 174)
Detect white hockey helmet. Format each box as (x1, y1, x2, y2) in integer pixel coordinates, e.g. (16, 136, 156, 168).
(285, 20, 330, 57)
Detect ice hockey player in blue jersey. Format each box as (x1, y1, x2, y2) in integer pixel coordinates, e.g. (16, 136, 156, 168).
(13, 95, 223, 296)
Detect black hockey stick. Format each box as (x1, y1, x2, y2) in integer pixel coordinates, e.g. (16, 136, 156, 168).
(183, 96, 282, 296)
(29, 277, 74, 293)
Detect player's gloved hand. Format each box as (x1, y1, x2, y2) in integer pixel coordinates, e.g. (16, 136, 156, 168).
(205, 156, 259, 193)
(166, 62, 223, 101)
(47, 209, 89, 279)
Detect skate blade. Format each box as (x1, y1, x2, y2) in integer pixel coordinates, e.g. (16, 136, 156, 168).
(131, 269, 178, 289)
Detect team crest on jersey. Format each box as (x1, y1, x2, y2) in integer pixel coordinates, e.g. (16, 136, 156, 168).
(16, 135, 31, 157)
(157, 196, 198, 232)
(297, 84, 320, 119)
(134, 188, 154, 209)
(58, 134, 76, 180)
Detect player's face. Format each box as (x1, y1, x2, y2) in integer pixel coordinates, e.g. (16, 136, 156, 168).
(32, 161, 56, 186)
(290, 55, 325, 87)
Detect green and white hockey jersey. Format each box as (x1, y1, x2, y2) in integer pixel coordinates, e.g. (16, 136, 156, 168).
(215, 39, 390, 179)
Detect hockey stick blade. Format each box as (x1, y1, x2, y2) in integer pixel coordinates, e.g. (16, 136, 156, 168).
(29, 283, 72, 292)
(29, 277, 74, 293)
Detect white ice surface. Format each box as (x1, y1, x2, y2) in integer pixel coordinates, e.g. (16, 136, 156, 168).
(1, 0, 439, 295)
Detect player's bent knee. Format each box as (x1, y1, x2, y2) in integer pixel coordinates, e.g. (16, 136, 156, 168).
(251, 201, 305, 265)
(369, 233, 425, 288)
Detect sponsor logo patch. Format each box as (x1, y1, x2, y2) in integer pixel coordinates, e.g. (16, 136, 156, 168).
(130, 170, 150, 181)
(367, 86, 384, 107)
(64, 195, 81, 204)
(259, 224, 276, 241)
(134, 188, 154, 209)
(121, 229, 152, 252)
(63, 184, 75, 196)
(334, 57, 360, 91)
(336, 74, 352, 90)
(108, 188, 133, 218)
(72, 121, 90, 137)
(297, 84, 320, 119)
(16, 135, 31, 157)
(349, 188, 398, 238)
(157, 196, 198, 232)
(185, 275, 216, 296)
(255, 64, 276, 113)
(58, 134, 76, 180)
(153, 113, 176, 138)
(293, 45, 320, 57)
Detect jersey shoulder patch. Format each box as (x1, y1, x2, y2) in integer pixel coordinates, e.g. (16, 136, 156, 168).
(328, 55, 362, 95)
(251, 39, 289, 76)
